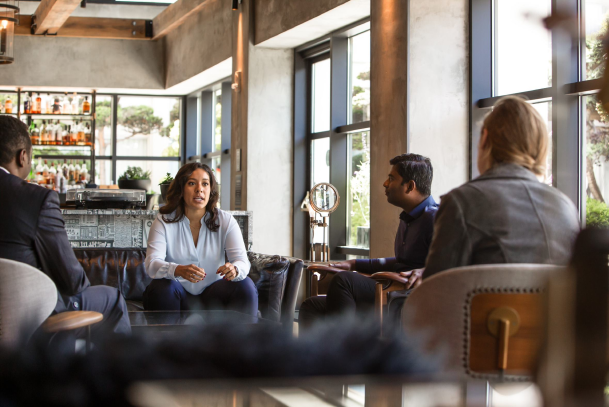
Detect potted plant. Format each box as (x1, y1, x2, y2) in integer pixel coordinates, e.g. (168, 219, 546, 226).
(159, 172, 174, 201)
(118, 166, 151, 191)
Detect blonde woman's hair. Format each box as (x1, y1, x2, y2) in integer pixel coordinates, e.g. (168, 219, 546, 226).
(481, 95, 548, 176)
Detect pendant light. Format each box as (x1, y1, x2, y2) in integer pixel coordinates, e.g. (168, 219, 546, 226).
(0, 0, 18, 64)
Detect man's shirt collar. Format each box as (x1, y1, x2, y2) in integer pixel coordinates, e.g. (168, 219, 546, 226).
(399, 195, 437, 223)
(0, 166, 9, 174)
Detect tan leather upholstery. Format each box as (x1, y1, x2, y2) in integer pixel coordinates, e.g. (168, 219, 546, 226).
(0, 258, 57, 347)
(401, 264, 567, 381)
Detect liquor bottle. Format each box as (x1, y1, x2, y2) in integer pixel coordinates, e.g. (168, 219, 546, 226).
(52, 97, 61, 114)
(84, 123, 91, 146)
(71, 93, 79, 115)
(62, 124, 69, 145)
(83, 96, 90, 115)
(49, 163, 57, 190)
(73, 161, 81, 183)
(70, 124, 77, 145)
(80, 161, 88, 183)
(77, 121, 85, 145)
(30, 124, 40, 145)
(44, 93, 51, 114)
(23, 94, 31, 114)
(35, 158, 44, 184)
(46, 121, 54, 146)
(62, 93, 71, 114)
(40, 120, 48, 145)
(5, 97, 12, 114)
(35, 93, 41, 114)
(68, 160, 75, 184)
(55, 163, 67, 193)
(42, 160, 49, 182)
(51, 122, 59, 146)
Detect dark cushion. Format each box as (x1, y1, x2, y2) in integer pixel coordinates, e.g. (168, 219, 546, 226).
(73, 249, 151, 302)
(248, 252, 290, 322)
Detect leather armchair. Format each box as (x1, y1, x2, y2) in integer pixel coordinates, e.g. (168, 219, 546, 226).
(73, 249, 303, 325)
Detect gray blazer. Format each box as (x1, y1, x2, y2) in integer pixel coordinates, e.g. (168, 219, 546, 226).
(424, 163, 580, 278)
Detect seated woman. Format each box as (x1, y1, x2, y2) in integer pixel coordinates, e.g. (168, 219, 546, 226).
(422, 96, 580, 278)
(143, 163, 257, 315)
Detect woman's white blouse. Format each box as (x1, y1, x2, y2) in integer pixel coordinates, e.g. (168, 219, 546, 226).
(145, 209, 250, 295)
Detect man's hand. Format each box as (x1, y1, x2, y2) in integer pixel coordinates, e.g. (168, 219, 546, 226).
(328, 260, 356, 271)
(399, 268, 424, 289)
(175, 264, 206, 283)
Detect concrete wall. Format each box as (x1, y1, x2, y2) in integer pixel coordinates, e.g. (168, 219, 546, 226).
(408, 0, 469, 198)
(164, 0, 232, 88)
(0, 36, 164, 89)
(246, 44, 294, 256)
(254, 0, 349, 45)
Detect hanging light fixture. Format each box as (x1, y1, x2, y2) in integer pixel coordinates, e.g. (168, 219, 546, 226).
(0, 0, 18, 64)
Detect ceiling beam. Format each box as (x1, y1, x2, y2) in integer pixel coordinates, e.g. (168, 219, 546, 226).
(17, 15, 151, 40)
(152, 0, 208, 40)
(33, 0, 83, 35)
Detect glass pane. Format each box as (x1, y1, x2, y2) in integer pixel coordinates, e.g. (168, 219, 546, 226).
(495, 0, 552, 95)
(30, 157, 91, 190)
(349, 31, 371, 124)
(95, 160, 113, 186)
(311, 137, 330, 188)
(347, 131, 370, 248)
(213, 89, 222, 152)
(584, 94, 609, 226)
(95, 95, 113, 156)
(116, 160, 180, 194)
(116, 96, 181, 157)
(531, 101, 552, 185)
(312, 59, 331, 133)
(584, 0, 609, 80)
(211, 156, 221, 208)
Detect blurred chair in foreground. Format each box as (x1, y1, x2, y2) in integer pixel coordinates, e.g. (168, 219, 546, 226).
(0, 258, 103, 350)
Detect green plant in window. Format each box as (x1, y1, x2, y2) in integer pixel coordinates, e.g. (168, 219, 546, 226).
(118, 166, 151, 181)
(118, 106, 164, 139)
(159, 173, 174, 185)
(587, 197, 609, 228)
(349, 133, 370, 245)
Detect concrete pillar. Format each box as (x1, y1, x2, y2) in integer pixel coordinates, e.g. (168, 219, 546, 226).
(370, 0, 409, 259)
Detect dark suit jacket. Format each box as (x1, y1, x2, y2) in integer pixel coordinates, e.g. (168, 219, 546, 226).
(425, 164, 580, 277)
(0, 170, 90, 310)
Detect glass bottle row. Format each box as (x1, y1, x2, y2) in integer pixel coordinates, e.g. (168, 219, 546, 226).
(31, 158, 90, 192)
(2, 93, 91, 115)
(30, 120, 92, 146)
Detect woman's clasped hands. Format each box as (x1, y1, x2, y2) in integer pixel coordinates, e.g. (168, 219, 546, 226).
(175, 264, 206, 283)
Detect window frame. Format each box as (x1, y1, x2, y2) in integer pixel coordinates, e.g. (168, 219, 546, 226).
(293, 18, 372, 261)
(470, 0, 586, 223)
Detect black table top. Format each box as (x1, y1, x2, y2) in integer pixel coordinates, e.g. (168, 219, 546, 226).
(129, 310, 277, 328)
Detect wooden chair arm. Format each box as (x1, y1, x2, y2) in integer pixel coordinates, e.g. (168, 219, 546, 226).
(307, 265, 345, 274)
(369, 272, 408, 285)
(42, 311, 104, 333)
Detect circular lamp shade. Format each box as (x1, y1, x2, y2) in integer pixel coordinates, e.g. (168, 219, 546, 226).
(0, 2, 18, 65)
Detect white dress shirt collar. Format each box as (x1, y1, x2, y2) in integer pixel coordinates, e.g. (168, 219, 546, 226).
(0, 166, 9, 174)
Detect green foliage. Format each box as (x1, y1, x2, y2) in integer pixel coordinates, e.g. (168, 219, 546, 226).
(118, 166, 151, 181)
(587, 198, 609, 227)
(160, 101, 181, 138)
(357, 71, 370, 81)
(95, 100, 112, 129)
(118, 106, 164, 138)
(159, 172, 174, 185)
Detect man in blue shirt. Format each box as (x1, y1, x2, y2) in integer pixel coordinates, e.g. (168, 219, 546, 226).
(299, 153, 438, 327)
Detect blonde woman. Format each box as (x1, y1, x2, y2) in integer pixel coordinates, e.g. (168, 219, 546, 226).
(421, 96, 580, 278)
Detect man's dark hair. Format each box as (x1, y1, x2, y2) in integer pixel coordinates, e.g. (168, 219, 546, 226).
(0, 115, 31, 167)
(389, 153, 433, 196)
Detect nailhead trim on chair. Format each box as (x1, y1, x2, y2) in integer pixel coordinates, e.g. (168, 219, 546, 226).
(463, 286, 543, 382)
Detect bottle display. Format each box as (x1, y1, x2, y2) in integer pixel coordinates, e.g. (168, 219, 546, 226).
(24, 94, 31, 114)
(4, 97, 12, 114)
(82, 96, 90, 115)
(27, 158, 90, 190)
(35, 93, 41, 114)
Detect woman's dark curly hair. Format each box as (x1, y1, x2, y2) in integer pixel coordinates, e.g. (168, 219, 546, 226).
(159, 162, 220, 232)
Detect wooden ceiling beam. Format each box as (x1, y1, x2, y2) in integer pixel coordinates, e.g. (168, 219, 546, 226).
(16, 15, 151, 40)
(33, 0, 83, 35)
(152, 0, 208, 40)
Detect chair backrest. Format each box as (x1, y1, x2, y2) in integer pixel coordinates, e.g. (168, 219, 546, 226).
(402, 264, 567, 381)
(0, 258, 57, 347)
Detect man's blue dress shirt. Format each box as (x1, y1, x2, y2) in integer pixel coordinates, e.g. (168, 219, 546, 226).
(354, 195, 438, 273)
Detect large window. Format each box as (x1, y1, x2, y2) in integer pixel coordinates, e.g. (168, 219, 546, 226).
(96, 95, 182, 190)
(472, 0, 609, 227)
(296, 22, 371, 260)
